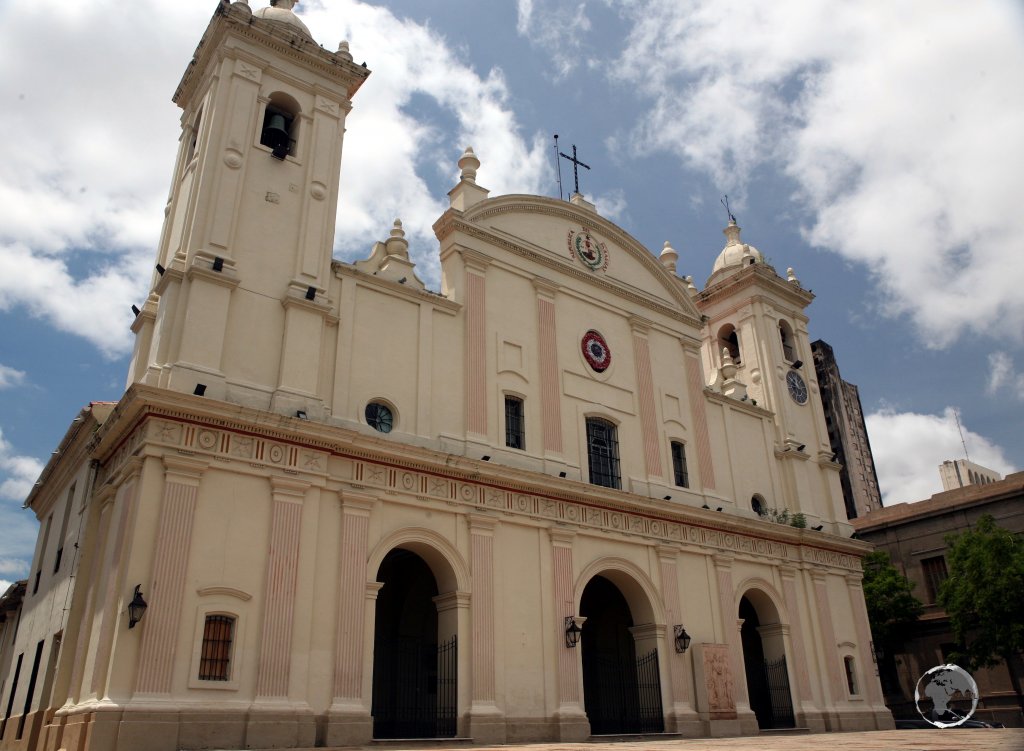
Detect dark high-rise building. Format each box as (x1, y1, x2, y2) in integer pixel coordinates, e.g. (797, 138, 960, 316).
(812, 340, 883, 518)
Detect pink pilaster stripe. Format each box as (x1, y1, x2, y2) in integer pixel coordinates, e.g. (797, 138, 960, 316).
(333, 510, 369, 699)
(685, 355, 715, 489)
(256, 498, 304, 698)
(781, 572, 812, 703)
(471, 532, 496, 702)
(812, 575, 844, 703)
(552, 543, 578, 703)
(848, 578, 885, 704)
(633, 334, 663, 478)
(466, 272, 487, 436)
(537, 298, 563, 453)
(90, 480, 137, 696)
(659, 555, 689, 705)
(715, 562, 744, 702)
(136, 481, 198, 693)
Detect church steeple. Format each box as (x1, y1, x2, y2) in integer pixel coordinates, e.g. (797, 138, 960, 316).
(127, 1, 369, 419)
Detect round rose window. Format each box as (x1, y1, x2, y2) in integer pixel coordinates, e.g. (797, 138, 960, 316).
(581, 330, 611, 372)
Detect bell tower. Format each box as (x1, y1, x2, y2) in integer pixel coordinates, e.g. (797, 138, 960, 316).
(697, 220, 850, 532)
(127, 0, 369, 418)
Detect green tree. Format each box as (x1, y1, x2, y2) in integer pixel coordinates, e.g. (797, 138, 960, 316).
(938, 514, 1024, 714)
(862, 550, 923, 649)
(862, 550, 923, 699)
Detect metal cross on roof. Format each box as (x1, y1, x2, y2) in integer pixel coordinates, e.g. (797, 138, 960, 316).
(558, 144, 591, 196)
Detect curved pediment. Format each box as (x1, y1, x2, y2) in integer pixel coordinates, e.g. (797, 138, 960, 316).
(443, 194, 702, 326)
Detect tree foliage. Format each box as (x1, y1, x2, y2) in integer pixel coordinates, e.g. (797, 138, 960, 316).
(862, 550, 923, 649)
(938, 514, 1024, 670)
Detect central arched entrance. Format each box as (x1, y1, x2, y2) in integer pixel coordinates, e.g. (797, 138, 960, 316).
(371, 548, 457, 739)
(580, 575, 664, 734)
(739, 592, 794, 729)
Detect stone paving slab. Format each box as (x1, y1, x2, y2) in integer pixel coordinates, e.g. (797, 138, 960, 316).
(236, 729, 1024, 751)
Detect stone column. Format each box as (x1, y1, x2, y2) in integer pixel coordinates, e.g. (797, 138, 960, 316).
(845, 572, 892, 728)
(135, 456, 206, 694)
(712, 554, 757, 733)
(685, 351, 715, 490)
(657, 546, 700, 735)
(631, 318, 663, 481)
(550, 529, 588, 740)
(468, 515, 504, 742)
(810, 569, 844, 728)
(248, 477, 313, 748)
(325, 492, 374, 746)
(89, 466, 142, 698)
(463, 250, 491, 441)
(779, 565, 822, 731)
(534, 279, 563, 457)
(254, 477, 310, 699)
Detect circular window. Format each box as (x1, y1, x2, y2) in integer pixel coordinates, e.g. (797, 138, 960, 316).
(581, 330, 612, 372)
(365, 402, 394, 433)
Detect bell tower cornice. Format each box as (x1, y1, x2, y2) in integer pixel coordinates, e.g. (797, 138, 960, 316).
(173, 2, 370, 108)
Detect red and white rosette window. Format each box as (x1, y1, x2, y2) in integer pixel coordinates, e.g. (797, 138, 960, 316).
(581, 330, 611, 372)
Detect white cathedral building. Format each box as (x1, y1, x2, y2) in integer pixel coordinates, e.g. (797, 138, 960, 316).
(0, 2, 892, 750)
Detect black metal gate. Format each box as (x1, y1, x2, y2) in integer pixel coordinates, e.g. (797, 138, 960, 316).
(587, 648, 664, 735)
(759, 656, 795, 729)
(372, 635, 457, 738)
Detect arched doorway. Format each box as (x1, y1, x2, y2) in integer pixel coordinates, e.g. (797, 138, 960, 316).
(371, 549, 457, 739)
(580, 575, 664, 734)
(739, 593, 794, 729)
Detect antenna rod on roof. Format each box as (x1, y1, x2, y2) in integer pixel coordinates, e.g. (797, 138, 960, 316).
(954, 408, 970, 461)
(721, 195, 736, 223)
(553, 134, 564, 201)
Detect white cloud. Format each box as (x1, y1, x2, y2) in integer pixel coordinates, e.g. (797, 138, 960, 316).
(0, 365, 26, 390)
(524, 0, 1024, 349)
(0, 0, 548, 356)
(0, 428, 44, 503)
(987, 351, 1024, 400)
(865, 406, 1015, 506)
(0, 430, 42, 578)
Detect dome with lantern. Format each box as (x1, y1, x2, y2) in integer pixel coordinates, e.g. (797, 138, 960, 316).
(253, 0, 313, 39)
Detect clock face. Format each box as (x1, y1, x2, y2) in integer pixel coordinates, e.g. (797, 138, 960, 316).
(786, 370, 808, 404)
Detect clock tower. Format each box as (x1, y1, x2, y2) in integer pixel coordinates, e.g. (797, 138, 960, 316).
(696, 219, 850, 532)
(126, 0, 370, 419)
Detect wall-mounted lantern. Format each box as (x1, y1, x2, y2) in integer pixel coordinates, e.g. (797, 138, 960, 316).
(128, 585, 148, 629)
(564, 616, 582, 648)
(674, 624, 692, 653)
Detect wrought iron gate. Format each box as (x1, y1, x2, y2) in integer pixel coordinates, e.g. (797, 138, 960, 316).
(372, 635, 457, 738)
(761, 656, 795, 728)
(587, 648, 664, 735)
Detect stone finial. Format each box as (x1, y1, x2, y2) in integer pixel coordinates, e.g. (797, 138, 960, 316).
(723, 219, 742, 247)
(385, 218, 409, 259)
(337, 40, 353, 61)
(684, 275, 698, 294)
(721, 347, 736, 374)
(459, 147, 480, 183)
(659, 240, 679, 272)
(786, 267, 801, 285)
(271, 0, 296, 9)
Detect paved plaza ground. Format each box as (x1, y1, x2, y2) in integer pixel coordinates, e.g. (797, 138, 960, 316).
(236, 729, 1024, 751)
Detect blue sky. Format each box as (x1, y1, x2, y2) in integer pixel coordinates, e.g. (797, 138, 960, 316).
(2, 0, 1023, 587)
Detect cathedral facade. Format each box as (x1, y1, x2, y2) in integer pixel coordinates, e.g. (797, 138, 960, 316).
(1, 3, 892, 750)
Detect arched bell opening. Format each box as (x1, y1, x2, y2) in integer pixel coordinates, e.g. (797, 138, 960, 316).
(739, 591, 794, 730)
(371, 548, 457, 739)
(579, 575, 664, 735)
